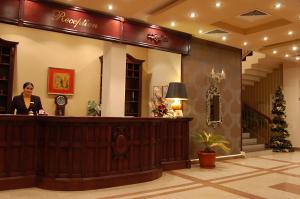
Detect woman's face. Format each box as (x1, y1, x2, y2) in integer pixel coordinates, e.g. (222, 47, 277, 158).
(23, 84, 33, 96)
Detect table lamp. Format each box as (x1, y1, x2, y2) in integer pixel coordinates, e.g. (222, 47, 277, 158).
(165, 82, 188, 117)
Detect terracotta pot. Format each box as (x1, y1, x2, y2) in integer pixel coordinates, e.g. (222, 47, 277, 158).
(197, 150, 216, 168)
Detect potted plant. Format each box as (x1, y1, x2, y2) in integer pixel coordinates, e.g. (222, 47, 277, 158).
(87, 100, 101, 116)
(196, 130, 230, 168)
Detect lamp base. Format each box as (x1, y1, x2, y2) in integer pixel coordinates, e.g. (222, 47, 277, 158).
(174, 110, 183, 117)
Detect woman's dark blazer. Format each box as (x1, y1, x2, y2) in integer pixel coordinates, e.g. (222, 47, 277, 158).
(8, 94, 43, 115)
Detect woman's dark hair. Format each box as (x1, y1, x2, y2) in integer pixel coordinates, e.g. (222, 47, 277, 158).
(23, 82, 34, 89)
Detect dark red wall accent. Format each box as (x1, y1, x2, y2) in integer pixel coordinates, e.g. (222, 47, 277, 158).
(22, 0, 122, 41)
(0, 0, 20, 24)
(0, 0, 191, 54)
(122, 20, 191, 54)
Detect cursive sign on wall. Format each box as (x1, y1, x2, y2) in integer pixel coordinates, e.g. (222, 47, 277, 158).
(5, 0, 191, 54)
(52, 10, 98, 29)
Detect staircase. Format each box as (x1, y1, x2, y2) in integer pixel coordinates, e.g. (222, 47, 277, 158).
(242, 131, 265, 152)
(242, 51, 281, 87)
(241, 51, 280, 152)
(242, 103, 271, 152)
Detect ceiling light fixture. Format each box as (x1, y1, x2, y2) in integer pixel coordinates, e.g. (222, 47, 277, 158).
(296, 57, 300, 61)
(216, 2, 221, 8)
(292, 46, 298, 51)
(108, 4, 113, 10)
(222, 36, 227, 41)
(288, 31, 293, 35)
(243, 42, 248, 46)
(171, 21, 176, 27)
(275, 3, 281, 9)
(190, 12, 196, 18)
(285, 54, 289, 57)
(263, 36, 268, 41)
(273, 50, 277, 54)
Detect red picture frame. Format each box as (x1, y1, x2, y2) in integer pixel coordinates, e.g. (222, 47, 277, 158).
(48, 67, 75, 95)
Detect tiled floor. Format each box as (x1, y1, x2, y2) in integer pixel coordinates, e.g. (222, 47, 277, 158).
(1, 151, 300, 199)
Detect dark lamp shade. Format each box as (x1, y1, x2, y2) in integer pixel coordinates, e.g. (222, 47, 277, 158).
(165, 82, 188, 100)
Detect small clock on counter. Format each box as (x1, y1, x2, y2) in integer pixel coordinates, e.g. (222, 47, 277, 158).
(55, 95, 67, 116)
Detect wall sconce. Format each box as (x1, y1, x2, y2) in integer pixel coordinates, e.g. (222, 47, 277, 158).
(165, 82, 188, 117)
(210, 68, 225, 83)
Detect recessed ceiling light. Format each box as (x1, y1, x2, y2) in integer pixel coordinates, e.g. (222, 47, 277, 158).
(243, 42, 248, 46)
(222, 36, 227, 41)
(296, 57, 300, 61)
(171, 21, 176, 27)
(292, 46, 298, 51)
(285, 54, 289, 57)
(275, 2, 281, 9)
(288, 31, 293, 35)
(263, 36, 268, 41)
(190, 12, 196, 18)
(108, 4, 113, 10)
(216, 2, 221, 7)
(273, 50, 277, 54)
(198, 29, 203, 34)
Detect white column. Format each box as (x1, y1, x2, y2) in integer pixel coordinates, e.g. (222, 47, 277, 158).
(101, 42, 126, 116)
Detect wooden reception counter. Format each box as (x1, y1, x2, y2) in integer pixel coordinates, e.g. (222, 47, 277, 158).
(0, 115, 192, 190)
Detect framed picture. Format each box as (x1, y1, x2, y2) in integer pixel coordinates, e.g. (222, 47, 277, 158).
(153, 86, 162, 98)
(162, 85, 168, 98)
(48, 67, 75, 95)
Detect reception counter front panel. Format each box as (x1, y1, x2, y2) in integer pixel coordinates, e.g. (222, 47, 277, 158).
(0, 116, 192, 190)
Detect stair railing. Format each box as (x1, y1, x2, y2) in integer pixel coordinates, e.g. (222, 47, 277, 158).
(242, 50, 253, 61)
(242, 103, 272, 148)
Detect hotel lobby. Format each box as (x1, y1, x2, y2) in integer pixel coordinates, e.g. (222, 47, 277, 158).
(0, 0, 300, 198)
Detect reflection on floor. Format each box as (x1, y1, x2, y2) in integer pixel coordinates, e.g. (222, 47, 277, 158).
(1, 151, 300, 199)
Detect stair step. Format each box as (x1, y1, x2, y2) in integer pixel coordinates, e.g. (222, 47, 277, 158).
(242, 133, 250, 139)
(242, 80, 255, 86)
(242, 138, 257, 145)
(243, 144, 265, 152)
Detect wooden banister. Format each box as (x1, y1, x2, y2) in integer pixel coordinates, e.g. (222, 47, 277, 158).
(242, 103, 272, 123)
(242, 50, 253, 61)
(242, 102, 271, 148)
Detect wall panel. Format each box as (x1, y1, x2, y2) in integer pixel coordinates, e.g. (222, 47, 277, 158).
(182, 37, 242, 156)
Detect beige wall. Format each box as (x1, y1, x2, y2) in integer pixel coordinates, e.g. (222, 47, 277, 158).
(0, 23, 182, 117)
(283, 61, 300, 148)
(242, 66, 283, 118)
(147, 49, 181, 115)
(0, 23, 104, 116)
(183, 37, 242, 157)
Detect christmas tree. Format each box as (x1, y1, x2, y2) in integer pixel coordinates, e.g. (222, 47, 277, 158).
(270, 87, 293, 152)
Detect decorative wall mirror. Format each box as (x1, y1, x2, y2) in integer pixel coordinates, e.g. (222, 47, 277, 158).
(207, 85, 222, 128)
(207, 68, 225, 128)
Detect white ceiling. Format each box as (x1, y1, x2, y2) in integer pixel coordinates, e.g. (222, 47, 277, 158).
(54, 0, 300, 63)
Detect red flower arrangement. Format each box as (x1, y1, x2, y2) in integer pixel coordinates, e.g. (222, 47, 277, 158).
(151, 94, 173, 117)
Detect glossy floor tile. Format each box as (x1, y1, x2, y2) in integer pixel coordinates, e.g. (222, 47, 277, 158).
(0, 151, 300, 199)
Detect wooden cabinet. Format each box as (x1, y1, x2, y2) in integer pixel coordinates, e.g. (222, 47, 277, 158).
(125, 54, 144, 117)
(0, 38, 18, 114)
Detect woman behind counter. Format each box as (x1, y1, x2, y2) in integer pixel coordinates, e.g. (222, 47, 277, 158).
(8, 82, 46, 115)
